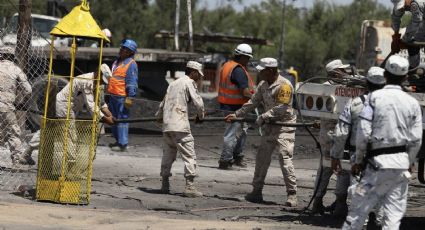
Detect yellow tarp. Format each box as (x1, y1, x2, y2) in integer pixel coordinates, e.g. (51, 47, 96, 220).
(50, 1, 109, 42)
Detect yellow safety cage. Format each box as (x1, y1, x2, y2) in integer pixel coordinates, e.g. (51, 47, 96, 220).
(36, 0, 109, 204)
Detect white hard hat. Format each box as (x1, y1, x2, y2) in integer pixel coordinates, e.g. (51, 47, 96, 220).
(234, 43, 253, 58)
(391, 0, 405, 10)
(326, 59, 350, 72)
(385, 55, 409, 76)
(102, 28, 112, 38)
(256, 57, 278, 71)
(100, 64, 112, 84)
(366, 66, 385, 85)
(186, 61, 204, 77)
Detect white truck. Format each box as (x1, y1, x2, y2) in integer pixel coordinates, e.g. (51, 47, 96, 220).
(297, 20, 425, 182)
(0, 13, 68, 47)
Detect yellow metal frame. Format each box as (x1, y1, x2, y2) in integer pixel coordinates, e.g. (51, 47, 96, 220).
(36, 0, 106, 204)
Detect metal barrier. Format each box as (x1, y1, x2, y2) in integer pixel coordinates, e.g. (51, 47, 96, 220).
(35, 0, 108, 204)
(36, 118, 96, 204)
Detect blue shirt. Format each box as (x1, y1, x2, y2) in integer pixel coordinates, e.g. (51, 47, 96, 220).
(220, 66, 249, 111)
(113, 57, 139, 97)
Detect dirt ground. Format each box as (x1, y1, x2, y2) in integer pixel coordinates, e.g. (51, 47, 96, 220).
(0, 125, 425, 230)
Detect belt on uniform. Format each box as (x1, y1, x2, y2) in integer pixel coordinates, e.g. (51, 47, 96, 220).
(369, 145, 407, 157)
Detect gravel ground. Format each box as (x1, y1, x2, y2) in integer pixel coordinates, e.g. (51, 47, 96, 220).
(0, 126, 424, 229)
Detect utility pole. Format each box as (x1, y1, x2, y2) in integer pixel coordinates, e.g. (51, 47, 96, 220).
(278, 0, 297, 70)
(187, 0, 194, 52)
(16, 0, 32, 73)
(174, 0, 180, 51)
(278, 0, 286, 70)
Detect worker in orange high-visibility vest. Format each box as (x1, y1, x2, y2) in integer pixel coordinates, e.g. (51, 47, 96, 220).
(107, 39, 139, 151)
(217, 43, 255, 169)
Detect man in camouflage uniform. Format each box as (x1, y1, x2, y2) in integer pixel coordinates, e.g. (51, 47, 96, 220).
(312, 59, 352, 214)
(0, 50, 32, 165)
(225, 57, 298, 207)
(23, 64, 114, 159)
(330, 67, 386, 218)
(156, 61, 205, 198)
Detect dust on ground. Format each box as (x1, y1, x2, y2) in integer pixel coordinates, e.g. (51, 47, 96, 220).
(0, 126, 424, 230)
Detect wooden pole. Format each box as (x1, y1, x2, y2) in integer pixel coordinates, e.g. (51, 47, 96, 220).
(174, 0, 180, 51)
(16, 0, 32, 74)
(187, 0, 194, 52)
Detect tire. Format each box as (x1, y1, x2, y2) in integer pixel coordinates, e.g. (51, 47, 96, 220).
(27, 76, 69, 130)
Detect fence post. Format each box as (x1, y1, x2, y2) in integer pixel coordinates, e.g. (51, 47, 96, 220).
(16, 0, 32, 74)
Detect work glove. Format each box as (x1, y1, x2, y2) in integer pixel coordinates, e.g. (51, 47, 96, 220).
(124, 97, 133, 109)
(101, 107, 113, 118)
(351, 163, 363, 177)
(313, 120, 321, 129)
(101, 116, 114, 125)
(256, 116, 265, 126)
(391, 33, 402, 53)
(224, 113, 237, 123)
(195, 115, 204, 124)
(331, 158, 342, 175)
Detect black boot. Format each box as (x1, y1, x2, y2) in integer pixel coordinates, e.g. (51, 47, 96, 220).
(311, 198, 325, 215)
(234, 156, 247, 168)
(218, 160, 232, 170)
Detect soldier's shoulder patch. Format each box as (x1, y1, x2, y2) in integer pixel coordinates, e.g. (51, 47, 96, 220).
(277, 83, 292, 104)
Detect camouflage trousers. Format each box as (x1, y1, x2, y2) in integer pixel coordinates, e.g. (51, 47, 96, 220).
(343, 168, 409, 230)
(252, 131, 297, 194)
(160, 132, 197, 178)
(314, 164, 351, 199)
(0, 111, 25, 159)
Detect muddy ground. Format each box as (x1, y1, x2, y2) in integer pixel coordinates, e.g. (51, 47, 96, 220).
(0, 124, 424, 229)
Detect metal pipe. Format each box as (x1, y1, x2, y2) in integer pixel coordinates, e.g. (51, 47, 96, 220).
(113, 116, 315, 127)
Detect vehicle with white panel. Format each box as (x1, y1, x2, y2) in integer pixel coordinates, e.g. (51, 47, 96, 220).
(296, 20, 425, 182)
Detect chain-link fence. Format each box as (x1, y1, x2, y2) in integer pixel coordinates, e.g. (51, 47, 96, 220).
(37, 118, 96, 204)
(0, 22, 51, 192)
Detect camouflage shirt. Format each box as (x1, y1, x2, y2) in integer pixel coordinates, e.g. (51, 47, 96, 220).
(330, 95, 366, 159)
(356, 85, 422, 168)
(156, 75, 205, 133)
(235, 75, 296, 132)
(0, 60, 32, 112)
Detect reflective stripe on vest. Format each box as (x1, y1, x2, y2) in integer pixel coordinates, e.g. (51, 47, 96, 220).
(107, 59, 135, 96)
(217, 60, 254, 105)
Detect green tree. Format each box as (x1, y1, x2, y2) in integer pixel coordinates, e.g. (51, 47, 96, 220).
(0, 0, 393, 80)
